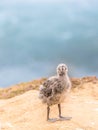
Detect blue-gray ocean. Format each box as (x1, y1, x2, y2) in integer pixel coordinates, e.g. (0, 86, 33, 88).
(0, 0, 98, 87)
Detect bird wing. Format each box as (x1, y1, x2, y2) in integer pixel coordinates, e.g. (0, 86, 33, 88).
(43, 77, 60, 88)
(42, 77, 65, 97)
(41, 78, 58, 97)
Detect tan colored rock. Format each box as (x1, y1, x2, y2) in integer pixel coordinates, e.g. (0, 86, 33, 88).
(0, 85, 98, 130)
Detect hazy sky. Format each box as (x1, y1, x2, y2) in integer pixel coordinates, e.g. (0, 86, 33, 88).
(0, 0, 98, 87)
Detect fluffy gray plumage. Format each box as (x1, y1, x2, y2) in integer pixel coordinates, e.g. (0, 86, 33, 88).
(39, 63, 71, 106)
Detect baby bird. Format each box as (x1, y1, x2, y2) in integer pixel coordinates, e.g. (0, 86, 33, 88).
(39, 63, 71, 122)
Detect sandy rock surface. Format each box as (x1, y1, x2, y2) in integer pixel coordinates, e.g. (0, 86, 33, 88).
(0, 83, 98, 130)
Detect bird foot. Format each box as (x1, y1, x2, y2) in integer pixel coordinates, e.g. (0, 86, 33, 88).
(47, 118, 58, 123)
(59, 116, 72, 121)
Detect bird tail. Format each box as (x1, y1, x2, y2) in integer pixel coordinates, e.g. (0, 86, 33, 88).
(38, 85, 45, 99)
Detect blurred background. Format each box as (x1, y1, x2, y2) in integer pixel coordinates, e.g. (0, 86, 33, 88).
(0, 0, 98, 87)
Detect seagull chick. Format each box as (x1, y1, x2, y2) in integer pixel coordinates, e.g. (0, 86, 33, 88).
(39, 63, 72, 122)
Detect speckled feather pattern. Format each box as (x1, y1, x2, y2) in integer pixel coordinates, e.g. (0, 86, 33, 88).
(39, 64, 71, 106)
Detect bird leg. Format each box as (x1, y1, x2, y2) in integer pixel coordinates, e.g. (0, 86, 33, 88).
(58, 104, 62, 118)
(47, 106, 50, 120)
(58, 104, 72, 120)
(47, 106, 58, 122)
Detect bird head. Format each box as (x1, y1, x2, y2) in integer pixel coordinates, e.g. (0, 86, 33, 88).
(57, 63, 68, 76)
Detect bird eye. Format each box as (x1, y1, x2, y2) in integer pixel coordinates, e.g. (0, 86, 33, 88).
(58, 68, 61, 71)
(62, 66, 66, 70)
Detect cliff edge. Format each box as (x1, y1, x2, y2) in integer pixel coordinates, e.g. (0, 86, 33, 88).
(0, 76, 98, 130)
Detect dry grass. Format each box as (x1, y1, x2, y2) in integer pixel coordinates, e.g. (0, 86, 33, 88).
(0, 78, 46, 99)
(0, 76, 97, 99)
